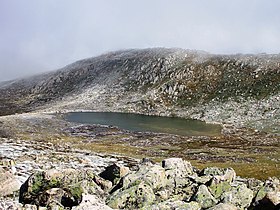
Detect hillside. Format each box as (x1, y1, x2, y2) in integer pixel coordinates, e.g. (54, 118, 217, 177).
(0, 48, 279, 132)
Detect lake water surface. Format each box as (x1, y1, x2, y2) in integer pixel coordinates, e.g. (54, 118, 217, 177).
(65, 112, 222, 136)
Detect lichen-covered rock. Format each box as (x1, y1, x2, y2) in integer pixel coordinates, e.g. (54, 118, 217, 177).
(37, 188, 71, 208)
(254, 177, 280, 202)
(192, 184, 218, 209)
(155, 189, 171, 201)
(142, 200, 201, 210)
(72, 194, 113, 210)
(0, 168, 21, 197)
(208, 179, 232, 199)
(105, 161, 166, 208)
(106, 181, 155, 209)
(173, 181, 198, 202)
(200, 167, 236, 183)
(162, 158, 196, 201)
(162, 158, 194, 178)
(118, 161, 167, 191)
(207, 203, 238, 210)
(221, 183, 254, 209)
(200, 167, 225, 177)
(19, 169, 106, 208)
(251, 177, 280, 210)
(246, 178, 264, 194)
(11, 155, 279, 210)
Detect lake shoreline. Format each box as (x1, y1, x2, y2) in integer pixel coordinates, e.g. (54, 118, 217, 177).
(63, 111, 222, 137)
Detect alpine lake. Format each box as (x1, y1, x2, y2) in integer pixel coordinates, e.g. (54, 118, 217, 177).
(61, 112, 280, 180)
(64, 112, 222, 136)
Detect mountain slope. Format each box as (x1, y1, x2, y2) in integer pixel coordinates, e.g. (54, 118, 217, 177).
(0, 48, 279, 132)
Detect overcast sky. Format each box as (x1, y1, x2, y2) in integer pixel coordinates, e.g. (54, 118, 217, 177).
(1, 0, 280, 81)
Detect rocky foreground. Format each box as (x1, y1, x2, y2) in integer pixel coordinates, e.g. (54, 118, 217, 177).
(0, 137, 279, 210)
(0, 137, 136, 209)
(0, 138, 279, 210)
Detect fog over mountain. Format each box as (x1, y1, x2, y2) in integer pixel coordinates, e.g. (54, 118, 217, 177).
(0, 48, 279, 134)
(1, 0, 280, 81)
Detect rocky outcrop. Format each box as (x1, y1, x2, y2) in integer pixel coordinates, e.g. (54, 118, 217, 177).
(12, 158, 279, 209)
(0, 136, 135, 209)
(19, 169, 111, 208)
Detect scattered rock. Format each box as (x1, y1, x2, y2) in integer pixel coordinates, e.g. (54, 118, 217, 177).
(99, 163, 130, 185)
(0, 145, 278, 210)
(0, 168, 21, 197)
(162, 158, 197, 201)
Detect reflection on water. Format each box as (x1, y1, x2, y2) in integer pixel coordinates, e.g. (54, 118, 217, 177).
(65, 112, 222, 136)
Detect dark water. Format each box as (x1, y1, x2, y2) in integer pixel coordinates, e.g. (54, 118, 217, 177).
(65, 112, 222, 136)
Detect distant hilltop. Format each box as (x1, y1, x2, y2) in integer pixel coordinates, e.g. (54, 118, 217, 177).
(0, 48, 279, 133)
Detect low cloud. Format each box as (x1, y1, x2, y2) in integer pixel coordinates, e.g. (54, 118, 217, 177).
(0, 0, 280, 81)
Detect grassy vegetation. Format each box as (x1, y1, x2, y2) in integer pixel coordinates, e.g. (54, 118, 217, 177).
(74, 140, 280, 180)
